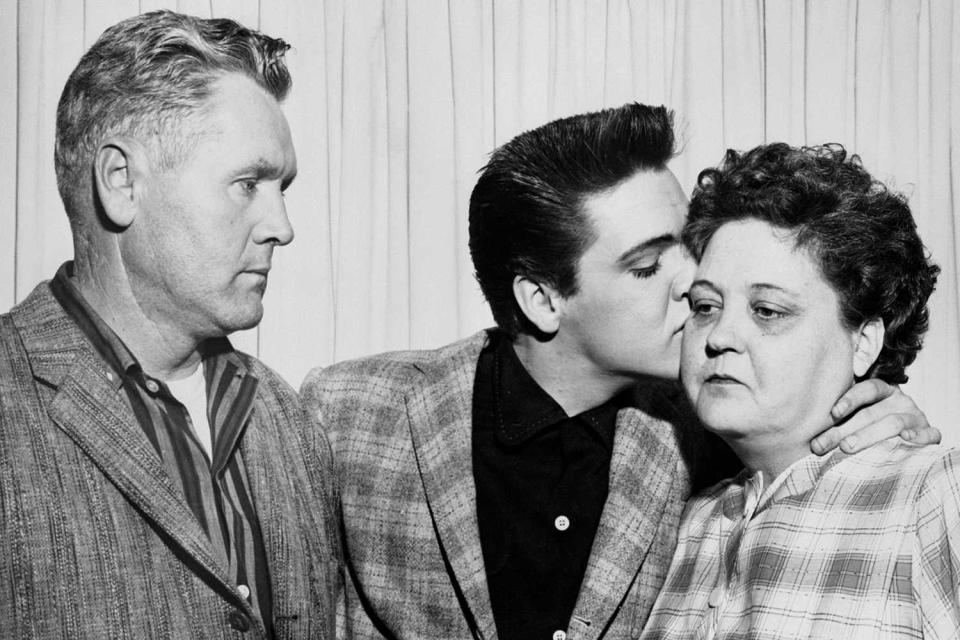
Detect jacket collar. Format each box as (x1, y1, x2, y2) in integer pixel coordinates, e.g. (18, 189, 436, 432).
(569, 396, 690, 640)
(404, 329, 499, 640)
(10, 278, 251, 611)
(405, 330, 692, 640)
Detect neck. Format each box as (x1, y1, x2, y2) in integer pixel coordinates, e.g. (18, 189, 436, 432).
(73, 255, 202, 381)
(511, 332, 633, 416)
(723, 432, 817, 481)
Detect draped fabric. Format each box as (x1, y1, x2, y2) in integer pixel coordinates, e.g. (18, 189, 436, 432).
(2, 0, 958, 442)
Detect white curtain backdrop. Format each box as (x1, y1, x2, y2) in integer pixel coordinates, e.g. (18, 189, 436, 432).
(2, 0, 958, 443)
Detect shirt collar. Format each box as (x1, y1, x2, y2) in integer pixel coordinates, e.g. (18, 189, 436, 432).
(491, 332, 621, 449)
(49, 261, 247, 388)
(720, 448, 850, 520)
(50, 262, 140, 389)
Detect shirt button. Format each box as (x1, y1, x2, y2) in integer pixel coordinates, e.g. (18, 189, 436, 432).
(227, 610, 250, 632)
(552, 630, 567, 640)
(708, 585, 724, 607)
(237, 584, 250, 599)
(145, 379, 159, 393)
(554, 515, 570, 531)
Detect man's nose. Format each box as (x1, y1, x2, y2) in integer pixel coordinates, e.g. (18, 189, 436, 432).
(255, 190, 294, 246)
(671, 247, 697, 301)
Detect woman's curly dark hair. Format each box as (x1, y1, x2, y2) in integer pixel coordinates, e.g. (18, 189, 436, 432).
(683, 143, 939, 384)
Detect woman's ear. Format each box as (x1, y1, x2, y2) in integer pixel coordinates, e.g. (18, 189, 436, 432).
(513, 275, 562, 335)
(94, 138, 147, 229)
(853, 317, 885, 378)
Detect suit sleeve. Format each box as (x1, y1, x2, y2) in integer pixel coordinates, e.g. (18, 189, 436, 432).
(300, 364, 394, 640)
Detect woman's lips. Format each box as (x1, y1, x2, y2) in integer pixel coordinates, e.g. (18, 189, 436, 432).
(705, 373, 742, 385)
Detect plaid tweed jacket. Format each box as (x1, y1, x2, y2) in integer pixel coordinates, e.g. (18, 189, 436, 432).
(0, 281, 340, 639)
(302, 330, 704, 640)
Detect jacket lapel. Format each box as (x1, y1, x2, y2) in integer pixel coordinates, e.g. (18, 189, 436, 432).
(569, 400, 687, 640)
(405, 332, 498, 640)
(15, 285, 236, 595)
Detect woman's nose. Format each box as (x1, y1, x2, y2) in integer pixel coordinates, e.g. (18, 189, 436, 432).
(705, 309, 742, 354)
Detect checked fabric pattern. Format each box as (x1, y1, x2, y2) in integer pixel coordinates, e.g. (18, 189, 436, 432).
(640, 439, 960, 639)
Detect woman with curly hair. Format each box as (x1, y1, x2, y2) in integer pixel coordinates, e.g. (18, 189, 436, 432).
(640, 143, 958, 638)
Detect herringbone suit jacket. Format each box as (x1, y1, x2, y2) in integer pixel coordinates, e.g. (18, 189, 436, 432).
(0, 281, 341, 639)
(302, 330, 710, 640)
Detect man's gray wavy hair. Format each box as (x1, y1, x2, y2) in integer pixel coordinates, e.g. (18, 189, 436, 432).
(54, 10, 292, 222)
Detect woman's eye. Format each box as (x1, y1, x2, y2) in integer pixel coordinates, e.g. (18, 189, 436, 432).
(753, 305, 786, 320)
(689, 299, 719, 316)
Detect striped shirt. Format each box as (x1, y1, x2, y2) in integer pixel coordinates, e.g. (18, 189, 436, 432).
(640, 439, 960, 640)
(50, 264, 274, 635)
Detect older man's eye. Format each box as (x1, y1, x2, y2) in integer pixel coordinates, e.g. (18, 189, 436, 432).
(234, 179, 259, 197)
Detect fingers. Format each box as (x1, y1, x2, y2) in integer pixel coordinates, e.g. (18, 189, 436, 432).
(815, 379, 937, 455)
(898, 422, 942, 446)
(830, 378, 894, 422)
(811, 409, 904, 455)
(811, 408, 940, 456)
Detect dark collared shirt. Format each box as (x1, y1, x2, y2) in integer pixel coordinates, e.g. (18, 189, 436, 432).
(473, 331, 625, 640)
(50, 263, 274, 636)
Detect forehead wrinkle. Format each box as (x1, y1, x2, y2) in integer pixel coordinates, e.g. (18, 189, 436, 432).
(750, 282, 798, 296)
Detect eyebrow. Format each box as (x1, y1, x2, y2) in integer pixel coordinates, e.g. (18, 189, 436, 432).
(235, 158, 298, 189)
(236, 158, 277, 176)
(750, 283, 793, 294)
(689, 279, 797, 296)
(616, 234, 679, 267)
(689, 279, 717, 293)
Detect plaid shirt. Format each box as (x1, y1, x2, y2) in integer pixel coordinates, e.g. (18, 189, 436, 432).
(640, 439, 960, 640)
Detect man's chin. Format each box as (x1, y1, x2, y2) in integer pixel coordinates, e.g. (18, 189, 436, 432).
(638, 359, 681, 383)
(217, 303, 265, 337)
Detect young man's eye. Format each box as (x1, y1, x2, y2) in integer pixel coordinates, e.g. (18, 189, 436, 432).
(630, 259, 662, 279)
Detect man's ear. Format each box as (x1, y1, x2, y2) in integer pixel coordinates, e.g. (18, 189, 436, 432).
(853, 317, 885, 378)
(94, 139, 148, 229)
(513, 275, 562, 335)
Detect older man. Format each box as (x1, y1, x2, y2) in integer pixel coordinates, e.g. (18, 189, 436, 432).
(0, 11, 338, 639)
(302, 104, 935, 640)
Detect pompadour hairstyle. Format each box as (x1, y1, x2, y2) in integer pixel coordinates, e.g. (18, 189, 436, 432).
(469, 102, 676, 337)
(684, 143, 939, 384)
(55, 10, 292, 222)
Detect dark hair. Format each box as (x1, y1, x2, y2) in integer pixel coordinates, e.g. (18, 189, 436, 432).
(469, 103, 676, 337)
(55, 10, 292, 223)
(684, 143, 939, 384)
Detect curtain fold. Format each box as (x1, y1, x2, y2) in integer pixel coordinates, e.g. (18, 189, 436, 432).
(2, 0, 958, 441)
